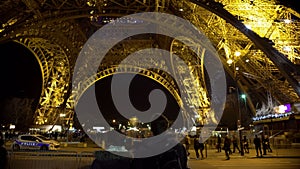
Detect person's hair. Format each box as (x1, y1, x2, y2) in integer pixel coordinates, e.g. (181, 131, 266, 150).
(151, 114, 170, 136)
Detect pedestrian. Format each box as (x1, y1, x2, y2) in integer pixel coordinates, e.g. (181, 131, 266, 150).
(232, 135, 241, 153)
(216, 135, 222, 152)
(199, 137, 205, 160)
(54, 132, 58, 140)
(262, 135, 272, 154)
(135, 115, 188, 169)
(262, 135, 268, 155)
(183, 135, 191, 157)
(0, 139, 8, 169)
(92, 115, 190, 169)
(243, 135, 249, 153)
(223, 135, 231, 160)
(253, 135, 263, 157)
(266, 135, 272, 153)
(194, 135, 204, 160)
(194, 136, 200, 159)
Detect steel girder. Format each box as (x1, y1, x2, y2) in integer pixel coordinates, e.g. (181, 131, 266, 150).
(0, 0, 299, 125)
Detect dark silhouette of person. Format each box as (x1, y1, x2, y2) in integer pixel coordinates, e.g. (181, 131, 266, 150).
(253, 135, 263, 157)
(194, 136, 204, 160)
(232, 135, 240, 153)
(216, 135, 222, 152)
(262, 135, 272, 154)
(262, 135, 268, 155)
(265, 135, 272, 153)
(0, 139, 8, 169)
(54, 132, 58, 140)
(193, 136, 201, 160)
(243, 135, 249, 153)
(131, 115, 189, 169)
(199, 137, 205, 160)
(223, 135, 231, 160)
(183, 135, 190, 157)
(91, 115, 189, 169)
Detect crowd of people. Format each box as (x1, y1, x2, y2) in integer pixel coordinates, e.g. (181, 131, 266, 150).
(182, 133, 273, 160)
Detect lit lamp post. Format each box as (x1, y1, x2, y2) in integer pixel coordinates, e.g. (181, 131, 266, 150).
(238, 93, 246, 156)
(241, 94, 246, 102)
(228, 50, 246, 156)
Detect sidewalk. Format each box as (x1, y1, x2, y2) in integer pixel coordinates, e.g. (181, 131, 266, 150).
(187, 148, 300, 160)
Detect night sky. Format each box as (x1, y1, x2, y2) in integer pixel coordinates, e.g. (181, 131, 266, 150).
(95, 74, 180, 124)
(0, 41, 42, 99)
(0, 41, 42, 126)
(280, 0, 300, 13)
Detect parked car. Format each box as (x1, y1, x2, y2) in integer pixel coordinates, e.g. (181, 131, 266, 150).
(12, 134, 60, 151)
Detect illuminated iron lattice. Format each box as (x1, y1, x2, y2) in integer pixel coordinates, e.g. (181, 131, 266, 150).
(0, 0, 299, 127)
(172, 0, 299, 112)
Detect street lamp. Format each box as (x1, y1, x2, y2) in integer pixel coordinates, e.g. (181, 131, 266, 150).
(238, 92, 247, 156)
(241, 94, 246, 100)
(231, 51, 247, 156)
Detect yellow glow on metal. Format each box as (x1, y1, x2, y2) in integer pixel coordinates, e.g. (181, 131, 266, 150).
(4, 0, 297, 126)
(227, 59, 233, 65)
(218, 0, 300, 64)
(234, 51, 241, 57)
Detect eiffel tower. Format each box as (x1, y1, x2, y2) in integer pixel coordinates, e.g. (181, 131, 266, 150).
(0, 0, 299, 128)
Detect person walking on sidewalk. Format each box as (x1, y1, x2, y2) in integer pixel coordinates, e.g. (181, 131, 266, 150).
(262, 135, 268, 155)
(267, 135, 272, 153)
(199, 137, 205, 160)
(243, 135, 249, 153)
(194, 136, 204, 160)
(194, 136, 200, 160)
(254, 135, 263, 157)
(224, 135, 231, 160)
(216, 135, 222, 152)
(263, 135, 272, 154)
(184, 135, 191, 157)
(232, 135, 241, 153)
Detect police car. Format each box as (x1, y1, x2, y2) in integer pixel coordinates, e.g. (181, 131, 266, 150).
(12, 134, 60, 151)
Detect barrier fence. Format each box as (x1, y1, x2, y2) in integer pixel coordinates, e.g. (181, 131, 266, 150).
(7, 150, 95, 169)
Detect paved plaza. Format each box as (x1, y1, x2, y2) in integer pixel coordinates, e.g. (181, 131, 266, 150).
(188, 158, 300, 169)
(187, 148, 300, 169)
(6, 144, 300, 169)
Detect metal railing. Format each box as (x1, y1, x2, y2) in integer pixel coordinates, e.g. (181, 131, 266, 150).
(7, 150, 95, 169)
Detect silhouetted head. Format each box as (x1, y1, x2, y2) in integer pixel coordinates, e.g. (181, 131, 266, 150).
(151, 115, 170, 136)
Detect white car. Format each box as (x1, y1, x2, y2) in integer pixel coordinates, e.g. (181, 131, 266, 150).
(12, 134, 60, 151)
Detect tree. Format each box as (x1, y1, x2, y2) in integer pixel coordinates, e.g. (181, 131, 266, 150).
(2, 97, 34, 130)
